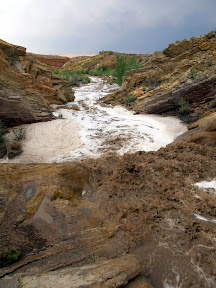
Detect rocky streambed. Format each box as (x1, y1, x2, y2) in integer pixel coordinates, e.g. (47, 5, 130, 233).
(0, 78, 216, 288)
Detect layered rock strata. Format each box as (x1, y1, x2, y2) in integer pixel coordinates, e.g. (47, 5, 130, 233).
(0, 40, 74, 126)
(104, 31, 216, 119)
(27, 53, 70, 70)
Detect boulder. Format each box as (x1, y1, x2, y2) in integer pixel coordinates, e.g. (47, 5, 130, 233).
(7, 141, 23, 159)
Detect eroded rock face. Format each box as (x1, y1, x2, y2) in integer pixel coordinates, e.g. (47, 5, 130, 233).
(27, 53, 70, 70)
(143, 74, 216, 117)
(0, 142, 215, 287)
(104, 31, 216, 120)
(0, 39, 74, 126)
(0, 88, 47, 126)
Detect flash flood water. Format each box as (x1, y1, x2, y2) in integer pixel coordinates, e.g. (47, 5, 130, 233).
(1, 77, 187, 163)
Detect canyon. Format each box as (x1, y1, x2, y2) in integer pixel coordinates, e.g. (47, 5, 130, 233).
(0, 32, 216, 288)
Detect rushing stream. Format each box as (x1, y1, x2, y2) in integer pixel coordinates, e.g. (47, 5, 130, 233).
(1, 77, 187, 163)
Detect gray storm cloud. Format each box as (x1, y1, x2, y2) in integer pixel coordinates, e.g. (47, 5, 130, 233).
(0, 0, 216, 53)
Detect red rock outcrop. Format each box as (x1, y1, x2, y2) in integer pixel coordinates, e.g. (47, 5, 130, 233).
(27, 52, 70, 70)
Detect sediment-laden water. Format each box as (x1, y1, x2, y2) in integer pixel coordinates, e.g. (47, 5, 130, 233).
(1, 77, 187, 163)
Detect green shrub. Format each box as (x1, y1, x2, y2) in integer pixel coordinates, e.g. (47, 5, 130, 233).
(100, 64, 108, 71)
(127, 55, 141, 70)
(189, 67, 198, 81)
(76, 69, 85, 75)
(60, 70, 90, 85)
(87, 67, 116, 77)
(123, 95, 137, 104)
(68, 73, 79, 85)
(0, 120, 6, 144)
(53, 69, 60, 74)
(12, 127, 26, 141)
(0, 248, 21, 267)
(178, 98, 191, 115)
(80, 75, 91, 84)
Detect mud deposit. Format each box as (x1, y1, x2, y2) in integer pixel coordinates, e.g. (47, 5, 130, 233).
(0, 142, 216, 287)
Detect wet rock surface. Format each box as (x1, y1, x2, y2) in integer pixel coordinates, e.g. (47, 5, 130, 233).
(0, 142, 215, 287)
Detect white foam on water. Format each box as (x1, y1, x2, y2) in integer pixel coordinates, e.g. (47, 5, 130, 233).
(194, 214, 216, 224)
(54, 77, 187, 162)
(1, 77, 187, 163)
(194, 180, 216, 193)
(192, 179, 216, 224)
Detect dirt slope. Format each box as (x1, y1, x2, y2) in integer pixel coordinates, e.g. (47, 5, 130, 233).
(0, 142, 215, 287)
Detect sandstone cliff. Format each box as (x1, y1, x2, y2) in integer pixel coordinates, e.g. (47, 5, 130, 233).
(104, 31, 216, 118)
(0, 40, 74, 126)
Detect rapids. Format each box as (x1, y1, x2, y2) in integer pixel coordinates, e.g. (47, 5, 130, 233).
(1, 77, 187, 163)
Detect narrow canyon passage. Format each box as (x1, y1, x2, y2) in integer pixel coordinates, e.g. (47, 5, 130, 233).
(0, 77, 187, 163)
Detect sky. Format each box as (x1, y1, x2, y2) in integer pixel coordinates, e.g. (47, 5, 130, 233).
(0, 0, 216, 55)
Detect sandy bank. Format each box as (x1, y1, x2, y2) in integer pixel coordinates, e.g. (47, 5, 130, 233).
(2, 119, 82, 163)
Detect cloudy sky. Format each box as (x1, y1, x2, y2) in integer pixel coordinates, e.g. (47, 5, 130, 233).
(1, 0, 216, 55)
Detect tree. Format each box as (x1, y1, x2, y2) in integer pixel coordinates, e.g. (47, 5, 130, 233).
(127, 55, 140, 70)
(115, 54, 127, 85)
(116, 54, 141, 85)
